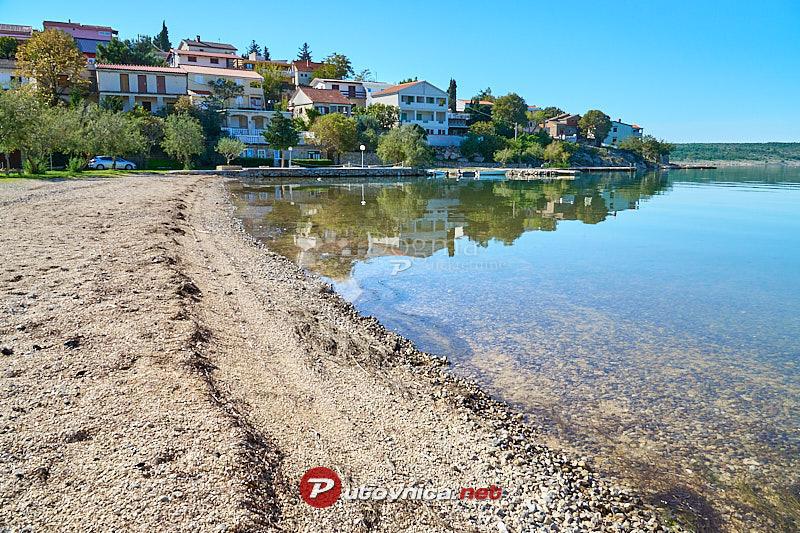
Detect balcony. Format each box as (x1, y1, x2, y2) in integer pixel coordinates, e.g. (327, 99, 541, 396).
(222, 127, 266, 144)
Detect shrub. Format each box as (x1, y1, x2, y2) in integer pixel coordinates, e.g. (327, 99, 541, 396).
(22, 157, 47, 175)
(67, 156, 85, 173)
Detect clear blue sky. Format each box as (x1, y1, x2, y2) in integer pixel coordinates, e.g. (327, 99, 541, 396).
(2, 0, 799, 142)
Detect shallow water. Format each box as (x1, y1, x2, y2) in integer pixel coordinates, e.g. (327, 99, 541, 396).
(229, 168, 800, 530)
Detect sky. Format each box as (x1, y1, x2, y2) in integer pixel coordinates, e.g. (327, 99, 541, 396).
(2, 0, 799, 142)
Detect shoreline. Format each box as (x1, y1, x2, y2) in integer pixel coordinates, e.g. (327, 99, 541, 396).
(0, 175, 679, 531)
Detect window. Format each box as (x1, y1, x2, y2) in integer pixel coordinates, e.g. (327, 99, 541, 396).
(416, 96, 424, 103)
(188, 56, 197, 62)
(142, 101, 152, 112)
(612, 127, 617, 132)
(195, 75, 204, 83)
(332, 84, 339, 90)
(426, 97, 434, 104)
(257, 149, 266, 158)
(400, 112, 407, 121)
(437, 98, 445, 106)
(251, 96, 262, 108)
(210, 57, 219, 64)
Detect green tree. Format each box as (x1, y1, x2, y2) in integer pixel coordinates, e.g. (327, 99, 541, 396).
(543, 140, 577, 167)
(447, 79, 457, 112)
(376, 124, 433, 167)
(397, 77, 418, 84)
(460, 121, 507, 162)
(154, 21, 171, 51)
(530, 106, 564, 127)
(208, 78, 244, 108)
(310, 113, 358, 162)
(256, 64, 289, 104)
(353, 69, 374, 81)
(129, 105, 165, 169)
(474, 87, 495, 102)
(162, 113, 205, 169)
(17, 29, 88, 105)
(620, 135, 673, 163)
(364, 103, 399, 130)
(492, 93, 528, 129)
(0, 36, 17, 59)
(263, 112, 299, 166)
(96, 36, 166, 66)
(312, 53, 353, 80)
(263, 47, 270, 60)
(0, 88, 41, 173)
(579, 110, 612, 146)
(216, 137, 246, 164)
(245, 40, 261, 58)
(83, 107, 146, 168)
(297, 42, 312, 61)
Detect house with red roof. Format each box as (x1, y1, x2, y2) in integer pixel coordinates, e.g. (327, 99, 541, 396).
(289, 87, 353, 117)
(368, 80, 450, 137)
(95, 64, 187, 113)
(290, 60, 324, 86)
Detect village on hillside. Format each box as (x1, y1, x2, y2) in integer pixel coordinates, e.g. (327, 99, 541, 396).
(0, 19, 672, 172)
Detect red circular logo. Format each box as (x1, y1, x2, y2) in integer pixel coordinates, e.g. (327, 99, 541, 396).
(299, 467, 342, 508)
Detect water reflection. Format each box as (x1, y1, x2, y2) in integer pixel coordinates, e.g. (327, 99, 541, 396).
(229, 169, 800, 531)
(232, 173, 669, 279)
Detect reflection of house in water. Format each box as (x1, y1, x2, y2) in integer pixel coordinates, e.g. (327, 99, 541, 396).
(370, 198, 465, 258)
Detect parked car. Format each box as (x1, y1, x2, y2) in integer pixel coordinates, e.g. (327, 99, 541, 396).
(87, 156, 137, 170)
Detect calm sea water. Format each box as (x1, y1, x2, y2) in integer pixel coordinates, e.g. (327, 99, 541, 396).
(229, 168, 800, 530)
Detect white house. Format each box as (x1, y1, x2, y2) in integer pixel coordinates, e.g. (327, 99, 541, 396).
(604, 119, 643, 147)
(0, 59, 28, 90)
(96, 63, 187, 112)
(368, 81, 449, 136)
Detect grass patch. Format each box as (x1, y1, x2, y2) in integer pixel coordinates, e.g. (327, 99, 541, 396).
(0, 169, 174, 181)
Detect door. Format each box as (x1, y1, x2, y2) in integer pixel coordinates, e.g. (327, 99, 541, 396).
(137, 75, 147, 93)
(156, 76, 166, 94)
(119, 73, 129, 92)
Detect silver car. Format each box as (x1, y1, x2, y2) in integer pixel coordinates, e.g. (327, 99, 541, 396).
(87, 156, 137, 170)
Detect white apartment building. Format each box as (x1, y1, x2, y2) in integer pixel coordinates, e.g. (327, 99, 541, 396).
(96, 64, 187, 112)
(0, 59, 28, 90)
(604, 119, 643, 147)
(368, 81, 449, 136)
(168, 37, 239, 69)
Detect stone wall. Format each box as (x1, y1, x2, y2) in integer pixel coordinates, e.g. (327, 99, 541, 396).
(175, 167, 429, 179)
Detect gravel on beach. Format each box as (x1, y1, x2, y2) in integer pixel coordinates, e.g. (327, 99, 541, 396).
(0, 175, 681, 531)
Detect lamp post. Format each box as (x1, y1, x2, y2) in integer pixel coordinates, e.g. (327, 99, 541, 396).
(288, 146, 293, 168)
(359, 144, 366, 168)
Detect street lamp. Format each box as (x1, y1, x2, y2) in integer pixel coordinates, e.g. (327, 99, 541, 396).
(359, 144, 366, 168)
(288, 146, 293, 168)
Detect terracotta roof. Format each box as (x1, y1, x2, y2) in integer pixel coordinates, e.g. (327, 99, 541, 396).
(96, 63, 185, 74)
(292, 60, 324, 72)
(44, 20, 117, 32)
(173, 49, 239, 59)
(189, 89, 212, 95)
(179, 64, 263, 79)
(371, 80, 425, 97)
(296, 87, 351, 105)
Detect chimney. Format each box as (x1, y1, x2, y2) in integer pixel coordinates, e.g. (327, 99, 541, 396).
(196, 35, 201, 42)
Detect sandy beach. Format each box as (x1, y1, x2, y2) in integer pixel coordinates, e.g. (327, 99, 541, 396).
(0, 175, 676, 532)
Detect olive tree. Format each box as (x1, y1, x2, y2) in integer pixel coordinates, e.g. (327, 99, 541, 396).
(162, 114, 205, 169)
(310, 113, 358, 163)
(216, 137, 246, 164)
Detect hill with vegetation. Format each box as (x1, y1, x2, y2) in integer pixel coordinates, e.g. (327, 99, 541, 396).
(671, 143, 800, 164)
